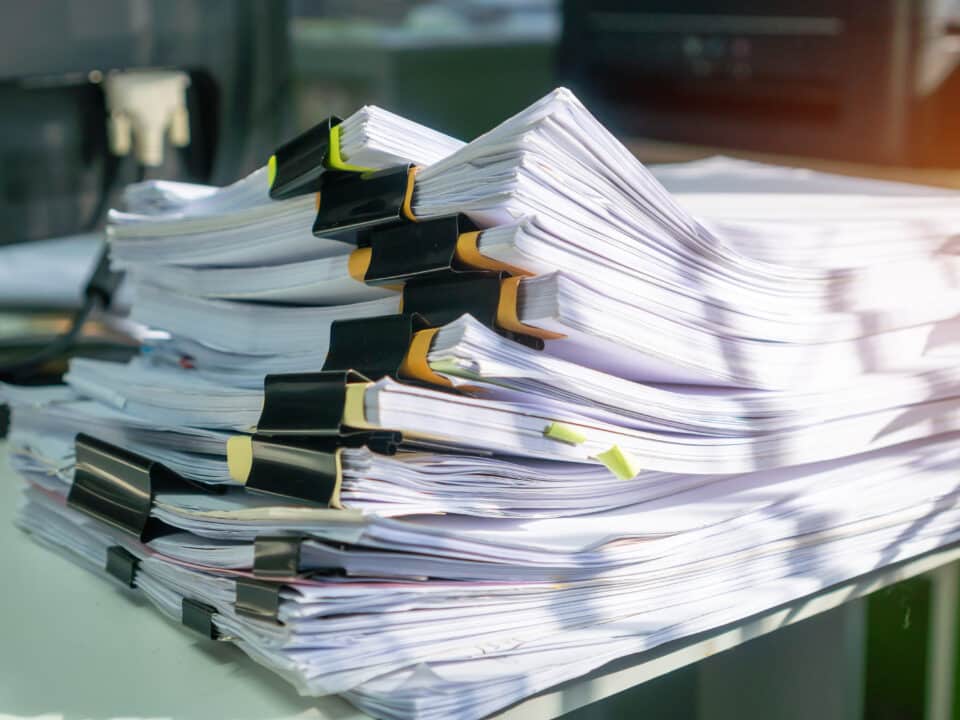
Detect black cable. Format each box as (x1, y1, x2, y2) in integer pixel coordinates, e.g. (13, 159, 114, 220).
(0, 139, 135, 381)
(0, 244, 123, 382)
(0, 296, 97, 380)
(84, 151, 121, 232)
(2, 83, 155, 382)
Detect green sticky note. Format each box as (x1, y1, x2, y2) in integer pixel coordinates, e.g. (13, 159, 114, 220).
(544, 422, 588, 445)
(594, 445, 642, 480)
(429, 359, 478, 379)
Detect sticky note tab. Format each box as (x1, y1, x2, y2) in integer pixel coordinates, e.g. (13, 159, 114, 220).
(226, 435, 254, 484)
(544, 422, 587, 445)
(267, 154, 277, 188)
(594, 445, 642, 480)
(429, 359, 480, 379)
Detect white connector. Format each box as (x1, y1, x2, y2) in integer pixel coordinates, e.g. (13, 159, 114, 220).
(102, 70, 191, 167)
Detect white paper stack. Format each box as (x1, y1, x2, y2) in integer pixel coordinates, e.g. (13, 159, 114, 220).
(6, 88, 960, 720)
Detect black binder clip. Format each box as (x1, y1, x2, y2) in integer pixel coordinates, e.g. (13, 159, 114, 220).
(105, 545, 139, 588)
(268, 116, 344, 201)
(235, 578, 282, 623)
(362, 214, 479, 286)
(244, 436, 343, 506)
(256, 369, 368, 437)
(322, 275, 556, 383)
(181, 598, 221, 640)
(241, 370, 406, 504)
(323, 313, 431, 380)
(252, 535, 305, 579)
(67, 434, 211, 542)
(321, 313, 457, 387)
(403, 272, 562, 350)
(403, 272, 503, 329)
(240, 431, 401, 506)
(313, 165, 417, 238)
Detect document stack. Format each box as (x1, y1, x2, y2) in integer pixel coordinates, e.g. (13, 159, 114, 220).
(7, 89, 960, 719)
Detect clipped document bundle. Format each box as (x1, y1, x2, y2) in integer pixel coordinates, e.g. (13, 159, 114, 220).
(6, 88, 960, 720)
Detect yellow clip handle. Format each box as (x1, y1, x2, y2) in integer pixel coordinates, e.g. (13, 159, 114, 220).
(346, 246, 406, 292)
(328, 449, 345, 509)
(399, 328, 453, 388)
(326, 124, 376, 173)
(497, 276, 566, 340)
(454, 232, 534, 277)
(343, 383, 378, 430)
(401, 166, 419, 223)
(348, 247, 373, 283)
(226, 435, 254, 484)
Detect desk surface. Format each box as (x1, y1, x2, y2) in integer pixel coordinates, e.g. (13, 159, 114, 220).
(2, 439, 960, 720)
(0, 441, 364, 720)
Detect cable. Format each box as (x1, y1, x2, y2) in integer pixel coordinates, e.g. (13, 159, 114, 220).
(0, 139, 135, 381)
(83, 145, 121, 232)
(0, 297, 97, 380)
(0, 244, 123, 382)
(1, 71, 167, 383)
(2, 74, 159, 382)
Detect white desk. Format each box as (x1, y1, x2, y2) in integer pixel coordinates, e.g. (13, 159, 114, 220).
(0, 441, 364, 720)
(1, 439, 958, 720)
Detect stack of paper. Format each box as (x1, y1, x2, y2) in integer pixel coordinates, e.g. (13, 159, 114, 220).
(6, 88, 960, 720)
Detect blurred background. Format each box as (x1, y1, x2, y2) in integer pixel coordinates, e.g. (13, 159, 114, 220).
(0, 1, 960, 716)
(3, 0, 959, 246)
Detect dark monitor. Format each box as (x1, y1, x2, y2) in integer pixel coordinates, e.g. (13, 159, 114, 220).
(559, 0, 960, 167)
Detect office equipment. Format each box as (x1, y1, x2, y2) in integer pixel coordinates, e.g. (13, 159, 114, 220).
(0, 236, 136, 384)
(560, 0, 960, 167)
(0, 2, 294, 384)
(5, 87, 960, 720)
(0, 0, 291, 245)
